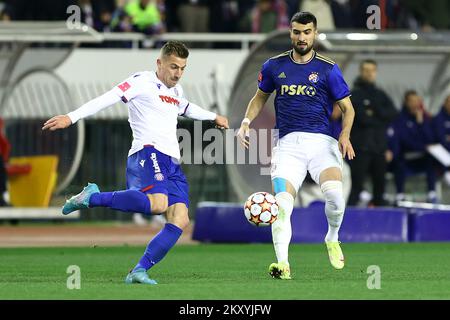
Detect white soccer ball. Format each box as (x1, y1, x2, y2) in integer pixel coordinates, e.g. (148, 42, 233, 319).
(244, 191, 279, 227)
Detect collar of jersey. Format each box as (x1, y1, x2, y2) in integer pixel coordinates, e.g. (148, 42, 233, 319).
(289, 50, 316, 65)
(152, 71, 170, 90)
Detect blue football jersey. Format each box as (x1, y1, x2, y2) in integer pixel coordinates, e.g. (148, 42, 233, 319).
(258, 50, 350, 139)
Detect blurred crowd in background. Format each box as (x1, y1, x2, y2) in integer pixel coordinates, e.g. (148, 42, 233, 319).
(1, 0, 450, 35)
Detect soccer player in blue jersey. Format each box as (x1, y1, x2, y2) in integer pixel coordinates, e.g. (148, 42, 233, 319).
(237, 12, 355, 279)
(43, 41, 229, 284)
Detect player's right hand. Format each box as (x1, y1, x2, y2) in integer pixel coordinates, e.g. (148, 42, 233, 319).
(237, 122, 250, 149)
(42, 115, 72, 131)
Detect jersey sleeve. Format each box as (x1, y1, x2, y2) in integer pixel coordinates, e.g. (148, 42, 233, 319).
(178, 96, 190, 116)
(111, 73, 145, 103)
(174, 85, 190, 115)
(327, 64, 351, 102)
(258, 60, 275, 94)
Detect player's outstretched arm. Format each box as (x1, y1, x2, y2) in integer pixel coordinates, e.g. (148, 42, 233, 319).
(336, 96, 356, 160)
(42, 89, 121, 131)
(237, 89, 271, 149)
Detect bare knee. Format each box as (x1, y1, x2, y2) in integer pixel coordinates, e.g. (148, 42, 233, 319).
(175, 215, 190, 230)
(168, 212, 190, 230)
(166, 203, 190, 230)
(321, 180, 345, 211)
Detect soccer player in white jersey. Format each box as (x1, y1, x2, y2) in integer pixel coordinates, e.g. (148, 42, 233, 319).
(237, 12, 355, 279)
(43, 41, 229, 284)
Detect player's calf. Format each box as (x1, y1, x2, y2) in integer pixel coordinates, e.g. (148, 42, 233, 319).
(89, 190, 170, 216)
(321, 180, 345, 242)
(165, 203, 190, 230)
(321, 180, 346, 269)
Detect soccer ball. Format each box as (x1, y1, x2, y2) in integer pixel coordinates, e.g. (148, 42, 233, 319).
(244, 192, 279, 227)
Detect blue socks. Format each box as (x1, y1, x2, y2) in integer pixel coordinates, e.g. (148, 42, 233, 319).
(89, 190, 151, 215)
(89, 190, 182, 272)
(133, 223, 183, 272)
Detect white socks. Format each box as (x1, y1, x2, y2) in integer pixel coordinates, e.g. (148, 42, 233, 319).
(321, 180, 345, 243)
(271, 181, 344, 264)
(271, 192, 294, 265)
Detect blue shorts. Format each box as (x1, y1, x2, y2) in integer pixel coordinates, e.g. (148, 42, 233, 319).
(126, 145, 189, 208)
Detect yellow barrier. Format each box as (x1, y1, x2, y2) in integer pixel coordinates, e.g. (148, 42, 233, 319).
(8, 155, 59, 207)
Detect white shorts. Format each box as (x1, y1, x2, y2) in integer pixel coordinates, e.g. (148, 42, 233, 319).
(270, 132, 343, 191)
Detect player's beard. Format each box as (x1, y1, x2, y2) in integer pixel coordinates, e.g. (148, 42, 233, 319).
(293, 41, 313, 56)
(169, 77, 179, 87)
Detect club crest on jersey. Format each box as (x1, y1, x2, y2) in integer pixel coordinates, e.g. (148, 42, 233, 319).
(154, 173, 164, 181)
(174, 87, 179, 96)
(156, 83, 162, 90)
(308, 72, 319, 84)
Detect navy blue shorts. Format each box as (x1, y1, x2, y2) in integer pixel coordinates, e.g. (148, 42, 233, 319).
(126, 145, 189, 208)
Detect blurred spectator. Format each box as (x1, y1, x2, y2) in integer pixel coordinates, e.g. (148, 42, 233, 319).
(301, 0, 335, 30)
(7, 0, 72, 20)
(431, 95, 450, 186)
(387, 90, 438, 203)
(78, 0, 96, 30)
(387, 0, 420, 30)
(347, 60, 397, 207)
(401, 0, 450, 31)
(0, 1, 12, 21)
(330, 0, 354, 28)
(164, 0, 180, 32)
(176, 0, 211, 33)
(209, 0, 240, 33)
(0, 118, 10, 207)
(111, 0, 133, 32)
(94, 0, 116, 32)
(283, 0, 302, 20)
(208, 1, 243, 48)
(241, 0, 289, 34)
(125, 0, 165, 35)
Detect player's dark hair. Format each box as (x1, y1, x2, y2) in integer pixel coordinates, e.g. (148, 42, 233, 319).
(360, 59, 377, 68)
(161, 41, 189, 59)
(404, 90, 418, 101)
(290, 11, 317, 29)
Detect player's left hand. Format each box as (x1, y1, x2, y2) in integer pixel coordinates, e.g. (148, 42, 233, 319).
(338, 133, 355, 160)
(215, 115, 229, 130)
(42, 115, 72, 131)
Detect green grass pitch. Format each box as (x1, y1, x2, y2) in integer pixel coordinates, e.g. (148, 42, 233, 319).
(1, 243, 450, 299)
